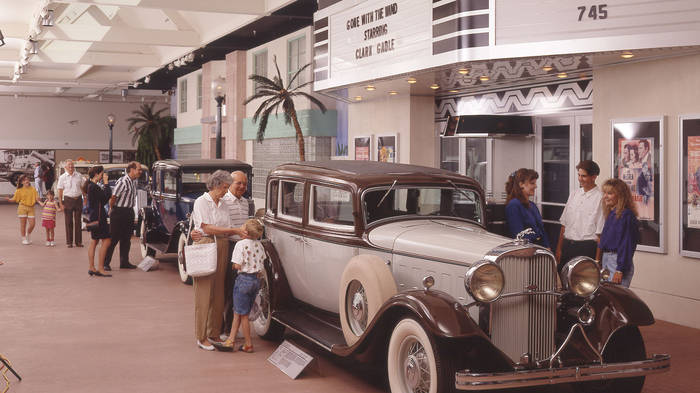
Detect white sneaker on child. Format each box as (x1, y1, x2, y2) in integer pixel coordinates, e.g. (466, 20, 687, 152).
(46, 241, 51, 246)
(50, 241, 55, 246)
(22, 238, 30, 245)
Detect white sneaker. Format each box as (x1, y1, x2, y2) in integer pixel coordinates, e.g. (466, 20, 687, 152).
(21, 238, 30, 245)
(46, 241, 51, 246)
(26, 238, 32, 244)
(197, 340, 215, 351)
(50, 241, 55, 246)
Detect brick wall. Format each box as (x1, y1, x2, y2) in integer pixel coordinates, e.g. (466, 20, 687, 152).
(252, 136, 332, 198)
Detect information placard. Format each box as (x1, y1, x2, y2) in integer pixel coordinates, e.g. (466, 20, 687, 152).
(267, 340, 314, 379)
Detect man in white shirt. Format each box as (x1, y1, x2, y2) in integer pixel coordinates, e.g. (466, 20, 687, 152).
(555, 160, 605, 272)
(56, 159, 86, 247)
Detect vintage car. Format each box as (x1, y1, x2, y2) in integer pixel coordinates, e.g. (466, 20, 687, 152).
(254, 161, 669, 393)
(139, 159, 253, 283)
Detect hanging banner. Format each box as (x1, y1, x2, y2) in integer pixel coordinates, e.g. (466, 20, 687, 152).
(617, 138, 654, 220)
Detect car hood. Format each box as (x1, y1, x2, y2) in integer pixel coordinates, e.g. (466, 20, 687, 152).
(367, 219, 510, 265)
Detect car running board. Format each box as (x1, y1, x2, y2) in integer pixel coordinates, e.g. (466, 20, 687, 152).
(272, 309, 345, 352)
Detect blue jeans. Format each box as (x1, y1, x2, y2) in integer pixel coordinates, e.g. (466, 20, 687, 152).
(232, 273, 260, 315)
(602, 252, 634, 288)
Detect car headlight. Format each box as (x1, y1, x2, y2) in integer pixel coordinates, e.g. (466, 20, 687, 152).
(562, 257, 600, 297)
(464, 261, 505, 303)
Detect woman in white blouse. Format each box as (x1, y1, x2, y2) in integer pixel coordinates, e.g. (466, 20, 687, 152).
(190, 170, 247, 351)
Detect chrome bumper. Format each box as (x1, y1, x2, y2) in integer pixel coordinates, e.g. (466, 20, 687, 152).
(455, 354, 670, 390)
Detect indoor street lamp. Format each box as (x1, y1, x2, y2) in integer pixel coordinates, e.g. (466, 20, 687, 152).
(107, 114, 116, 163)
(211, 76, 226, 159)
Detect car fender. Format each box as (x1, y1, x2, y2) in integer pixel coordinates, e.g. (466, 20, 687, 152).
(260, 239, 293, 310)
(585, 283, 655, 355)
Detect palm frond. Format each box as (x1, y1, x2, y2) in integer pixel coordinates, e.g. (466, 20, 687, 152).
(272, 55, 283, 87)
(248, 74, 281, 90)
(256, 103, 280, 143)
(282, 97, 295, 125)
(252, 96, 281, 123)
(287, 62, 312, 91)
(292, 91, 327, 113)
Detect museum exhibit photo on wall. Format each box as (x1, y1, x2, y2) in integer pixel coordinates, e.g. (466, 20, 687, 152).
(612, 117, 665, 253)
(376, 134, 397, 163)
(354, 136, 371, 161)
(680, 115, 700, 257)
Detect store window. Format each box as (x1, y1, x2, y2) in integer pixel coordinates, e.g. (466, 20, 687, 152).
(254, 50, 267, 93)
(196, 74, 202, 110)
(439, 138, 488, 192)
(287, 36, 306, 89)
(179, 79, 187, 113)
(580, 123, 593, 161)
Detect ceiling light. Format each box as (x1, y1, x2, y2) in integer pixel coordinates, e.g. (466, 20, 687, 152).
(557, 72, 568, 78)
(19, 65, 25, 74)
(542, 65, 553, 72)
(354, 96, 362, 101)
(144, 75, 151, 83)
(30, 40, 38, 55)
(457, 68, 469, 75)
(168, 63, 174, 71)
(621, 51, 634, 59)
(449, 90, 458, 93)
(0, 30, 5, 47)
(407, 77, 417, 84)
(430, 84, 439, 90)
(41, 9, 55, 27)
(479, 75, 490, 81)
(388, 91, 398, 95)
(186, 53, 195, 62)
(365, 85, 375, 91)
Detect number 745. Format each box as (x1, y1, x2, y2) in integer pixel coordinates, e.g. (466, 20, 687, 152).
(578, 4, 608, 21)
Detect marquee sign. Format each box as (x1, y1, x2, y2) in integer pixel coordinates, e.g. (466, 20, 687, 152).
(313, 0, 700, 90)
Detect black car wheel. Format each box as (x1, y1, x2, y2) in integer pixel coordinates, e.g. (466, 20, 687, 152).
(139, 219, 155, 258)
(573, 326, 647, 393)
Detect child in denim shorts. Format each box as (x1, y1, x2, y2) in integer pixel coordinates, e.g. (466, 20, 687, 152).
(220, 219, 265, 352)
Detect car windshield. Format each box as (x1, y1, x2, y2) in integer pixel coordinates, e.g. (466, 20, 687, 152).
(363, 185, 483, 225)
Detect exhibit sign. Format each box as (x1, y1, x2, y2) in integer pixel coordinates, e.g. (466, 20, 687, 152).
(354, 136, 371, 161)
(612, 117, 665, 253)
(377, 134, 397, 163)
(314, 0, 700, 90)
(267, 340, 314, 379)
(680, 116, 700, 258)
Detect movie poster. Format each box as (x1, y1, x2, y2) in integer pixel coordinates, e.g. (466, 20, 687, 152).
(377, 135, 396, 163)
(617, 138, 654, 220)
(354, 136, 370, 161)
(687, 136, 700, 228)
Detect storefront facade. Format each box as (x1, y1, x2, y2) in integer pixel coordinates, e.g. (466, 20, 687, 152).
(313, 0, 700, 328)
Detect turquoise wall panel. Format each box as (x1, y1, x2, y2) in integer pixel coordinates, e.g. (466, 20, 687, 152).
(242, 109, 337, 140)
(174, 125, 202, 145)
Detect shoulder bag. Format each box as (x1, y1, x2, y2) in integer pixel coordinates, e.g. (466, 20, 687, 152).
(184, 217, 218, 277)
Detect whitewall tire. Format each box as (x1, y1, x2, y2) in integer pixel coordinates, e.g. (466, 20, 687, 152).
(339, 254, 397, 346)
(177, 233, 193, 285)
(387, 318, 440, 393)
(253, 267, 284, 340)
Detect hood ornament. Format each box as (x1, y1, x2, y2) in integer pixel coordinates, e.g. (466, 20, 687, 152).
(515, 228, 535, 244)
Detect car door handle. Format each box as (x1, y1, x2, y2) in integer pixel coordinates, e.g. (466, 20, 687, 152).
(290, 235, 309, 245)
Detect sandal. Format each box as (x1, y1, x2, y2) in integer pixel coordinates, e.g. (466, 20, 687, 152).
(213, 338, 236, 352)
(239, 344, 254, 353)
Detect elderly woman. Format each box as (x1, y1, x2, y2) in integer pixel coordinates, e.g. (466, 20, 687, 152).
(191, 170, 247, 351)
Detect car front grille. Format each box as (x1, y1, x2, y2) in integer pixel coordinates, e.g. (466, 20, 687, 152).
(489, 252, 557, 363)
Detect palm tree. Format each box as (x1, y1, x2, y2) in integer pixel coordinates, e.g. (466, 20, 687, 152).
(127, 102, 173, 167)
(244, 56, 327, 161)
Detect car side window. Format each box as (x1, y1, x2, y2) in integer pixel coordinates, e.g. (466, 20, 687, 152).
(309, 185, 354, 229)
(279, 181, 304, 221)
(106, 170, 122, 182)
(163, 170, 177, 194)
(153, 168, 162, 193)
(267, 180, 278, 215)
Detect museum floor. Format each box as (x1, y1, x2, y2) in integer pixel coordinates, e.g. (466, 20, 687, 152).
(0, 203, 697, 393)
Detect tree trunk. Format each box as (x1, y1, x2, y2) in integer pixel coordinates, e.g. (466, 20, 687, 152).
(152, 137, 162, 161)
(290, 110, 305, 162)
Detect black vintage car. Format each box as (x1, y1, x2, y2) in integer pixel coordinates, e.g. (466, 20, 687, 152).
(139, 159, 253, 283)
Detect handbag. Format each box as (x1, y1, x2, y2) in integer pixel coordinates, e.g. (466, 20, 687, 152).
(184, 217, 218, 277)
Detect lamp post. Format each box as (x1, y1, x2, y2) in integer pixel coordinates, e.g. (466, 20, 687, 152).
(211, 76, 226, 159)
(107, 113, 116, 163)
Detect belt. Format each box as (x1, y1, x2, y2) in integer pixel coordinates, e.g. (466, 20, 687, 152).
(564, 238, 597, 243)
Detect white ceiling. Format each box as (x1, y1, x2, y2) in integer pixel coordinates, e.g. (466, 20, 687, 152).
(0, 0, 295, 101)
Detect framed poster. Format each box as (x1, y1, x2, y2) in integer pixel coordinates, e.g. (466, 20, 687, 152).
(377, 134, 397, 163)
(680, 115, 700, 258)
(99, 151, 124, 164)
(354, 136, 371, 161)
(611, 117, 665, 253)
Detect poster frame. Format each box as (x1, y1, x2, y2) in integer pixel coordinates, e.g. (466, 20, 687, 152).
(376, 134, 398, 163)
(354, 135, 372, 161)
(679, 114, 700, 258)
(610, 116, 665, 254)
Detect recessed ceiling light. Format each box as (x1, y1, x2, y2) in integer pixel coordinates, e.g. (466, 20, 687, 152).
(449, 90, 458, 93)
(557, 72, 568, 78)
(479, 75, 489, 81)
(388, 91, 398, 95)
(365, 85, 376, 91)
(430, 84, 439, 90)
(407, 77, 417, 84)
(457, 68, 469, 75)
(354, 96, 362, 101)
(621, 51, 634, 59)
(542, 65, 553, 72)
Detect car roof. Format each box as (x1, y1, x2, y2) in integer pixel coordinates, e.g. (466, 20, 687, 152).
(153, 159, 252, 169)
(269, 161, 481, 190)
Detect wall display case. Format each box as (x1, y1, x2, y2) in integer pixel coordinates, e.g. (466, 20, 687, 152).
(680, 115, 700, 258)
(611, 117, 665, 253)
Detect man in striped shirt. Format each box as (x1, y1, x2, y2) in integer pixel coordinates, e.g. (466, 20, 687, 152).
(103, 161, 142, 270)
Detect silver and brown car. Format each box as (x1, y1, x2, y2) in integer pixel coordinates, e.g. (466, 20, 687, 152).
(255, 161, 669, 393)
